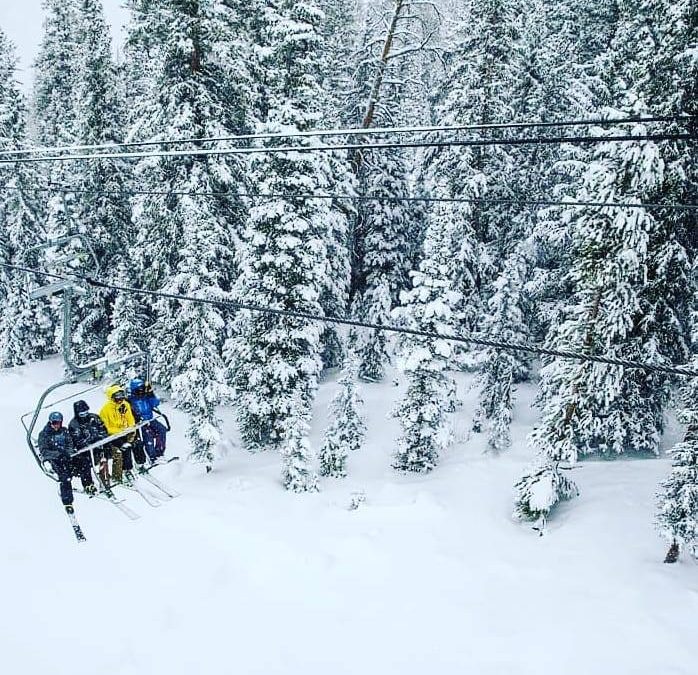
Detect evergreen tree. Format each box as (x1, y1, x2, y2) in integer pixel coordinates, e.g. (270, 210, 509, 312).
(125, 0, 249, 464)
(281, 414, 319, 493)
(352, 150, 418, 380)
(393, 214, 459, 473)
(345, 0, 438, 381)
(319, 355, 366, 477)
(353, 280, 391, 382)
(515, 122, 690, 523)
(72, 0, 132, 362)
(422, 2, 525, 369)
(657, 250, 698, 563)
(656, 403, 698, 562)
(228, 0, 336, 476)
(0, 29, 53, 365)
(317, 0, 358, 128)
(33, 0, 80, 243)
(475, 253, 531, 451)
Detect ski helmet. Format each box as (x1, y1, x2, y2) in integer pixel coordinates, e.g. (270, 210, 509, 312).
(74, 400, 90, 417)
(130, 378, 145, 395)
(48, 411, 63, 424)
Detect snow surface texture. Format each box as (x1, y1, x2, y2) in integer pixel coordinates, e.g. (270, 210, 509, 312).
(2, 359, 697, 675)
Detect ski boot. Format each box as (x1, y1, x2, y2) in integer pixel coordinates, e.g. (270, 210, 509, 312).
(123, 470, 136, 486)
(85, 484, 98, 497)
(65, 504, 75, 514)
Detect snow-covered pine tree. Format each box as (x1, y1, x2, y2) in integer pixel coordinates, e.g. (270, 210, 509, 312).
(33, 0, 80, 243)
(656, 374, 698, 563)
(475, 252, 531, 451)
(657, 243, 698, 563)
(510, 0, 619, 365)
(317, 0, 358, 128)
(281, 413, 319, 493)
(393, 212, 459, 473)
(352, 149, 417, 381)
(352, 280, 391, 382)
(124, 0, 249, 465)
(228, 0, 334, 475)
(0, 29, 54, 365)
(71, 0, 132, 362)
(515, 119, 690, 523)
(319, 355, 366, 477)
(122, 0, 167, 110)
(432, 0, 520, 256)
(346, 0, 438, 381)
(617, 0, 697, 265)
(421, 1, 526, 370)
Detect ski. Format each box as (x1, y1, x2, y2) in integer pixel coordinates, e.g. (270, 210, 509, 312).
(95, 472, 141, 520)
(148, 456, 180, 467)
(120, 479, 162, 508)
(66, 508, 87, 543)
(139, 469, 179, 499)
(98, 489, 141, 520)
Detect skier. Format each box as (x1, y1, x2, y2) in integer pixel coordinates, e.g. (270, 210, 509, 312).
(68, 400, 110, 485)
(38, 411, 97, 512)
(99, 384, 146, 483)
(128, 377, 167, 463)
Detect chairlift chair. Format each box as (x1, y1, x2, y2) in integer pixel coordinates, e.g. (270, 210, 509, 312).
(21, 234, 153, 481)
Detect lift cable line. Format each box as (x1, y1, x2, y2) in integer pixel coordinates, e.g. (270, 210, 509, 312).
(3, 261, 698, 379)
(4, 183, 698, 213)
(1, 114, 693, 158)
(0, 132, 695, 166)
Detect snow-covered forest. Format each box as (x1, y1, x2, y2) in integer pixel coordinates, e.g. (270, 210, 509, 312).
(0, 0, 697, 563)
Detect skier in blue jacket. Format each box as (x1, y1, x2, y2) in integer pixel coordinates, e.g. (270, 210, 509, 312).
(128, 378, 167, 462)
(38, 411, 97, 510)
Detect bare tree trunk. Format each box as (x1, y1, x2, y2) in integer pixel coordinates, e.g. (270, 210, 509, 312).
(351, 0, 405, 173)
(361, 0, 404, 129)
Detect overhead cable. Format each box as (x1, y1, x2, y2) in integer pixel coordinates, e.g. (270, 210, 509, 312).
(3, 261, 697, 379)
(5, 183, 698, 212)
(0, 132, 695, 166)
(1, 114, 693, 158)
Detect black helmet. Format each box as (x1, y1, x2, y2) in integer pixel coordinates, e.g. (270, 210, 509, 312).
(74, 400, 90, 417)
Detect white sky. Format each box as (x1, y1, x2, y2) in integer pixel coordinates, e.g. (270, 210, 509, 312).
(0, 0, 129, 90)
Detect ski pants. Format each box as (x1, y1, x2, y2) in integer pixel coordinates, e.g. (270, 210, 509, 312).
(141, 420, 167, 461)
(112, 437, 146, 471)
(50, 454, 93, 506)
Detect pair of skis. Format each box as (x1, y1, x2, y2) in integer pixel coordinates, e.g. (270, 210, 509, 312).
(65, 464, 179, 542)
(120, 467, 180, 508)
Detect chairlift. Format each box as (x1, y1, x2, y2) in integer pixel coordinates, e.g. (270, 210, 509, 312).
(22, 234, 153, 483)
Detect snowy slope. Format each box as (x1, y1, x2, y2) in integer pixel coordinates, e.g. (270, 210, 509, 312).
(1, 359, 697, 675)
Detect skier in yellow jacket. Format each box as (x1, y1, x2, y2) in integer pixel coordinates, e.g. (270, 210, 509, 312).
(99, 384, 146, 482)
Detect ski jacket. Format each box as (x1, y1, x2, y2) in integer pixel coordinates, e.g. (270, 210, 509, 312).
(69, 406, 109, 451)
(128, 392, 161, 422)
(38, 424, 75, 461)
(99, 385, 136, 437)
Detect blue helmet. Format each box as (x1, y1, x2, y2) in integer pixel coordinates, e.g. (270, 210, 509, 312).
(48, 411, 63, 424)
(130, 378, 145, 395)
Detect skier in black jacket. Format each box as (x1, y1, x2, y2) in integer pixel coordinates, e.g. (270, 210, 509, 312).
(69, 400, 110, 485)
(38, 411, 96, 509)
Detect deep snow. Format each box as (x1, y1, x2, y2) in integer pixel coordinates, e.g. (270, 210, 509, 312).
(1, 358, 697, 675)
